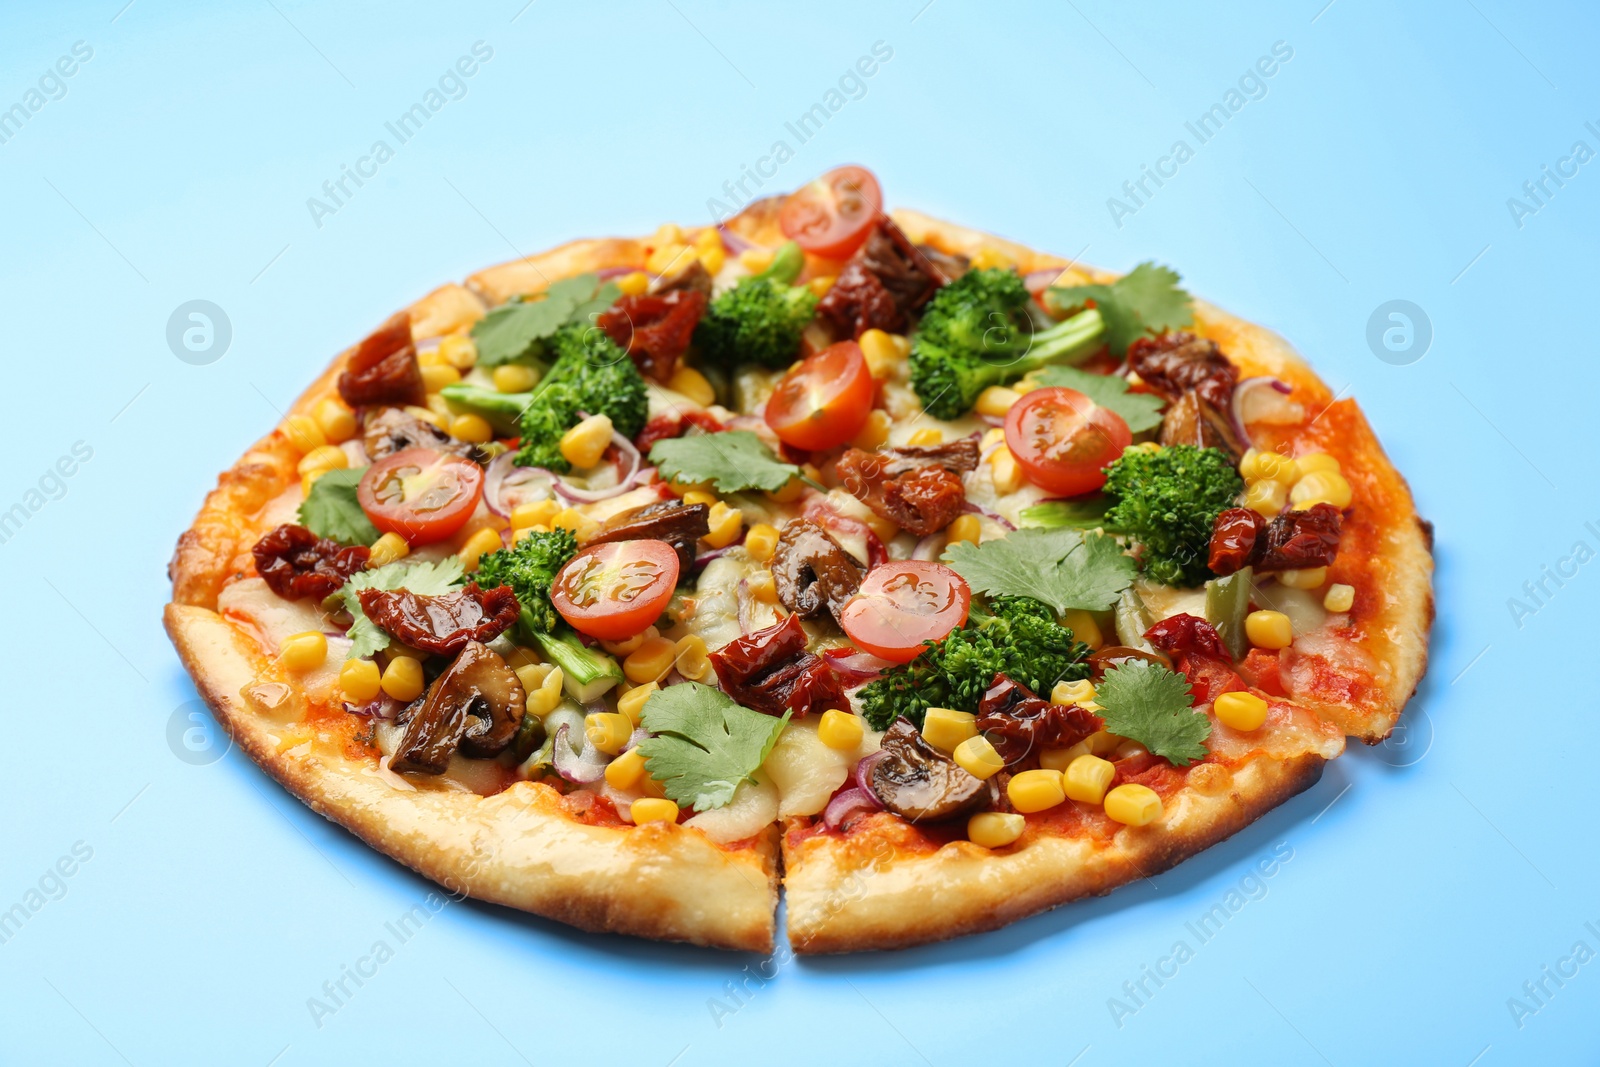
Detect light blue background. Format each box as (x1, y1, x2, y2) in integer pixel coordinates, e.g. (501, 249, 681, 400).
(1, 1, 1594, 1063)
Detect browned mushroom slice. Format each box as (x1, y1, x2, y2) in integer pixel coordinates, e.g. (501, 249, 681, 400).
(772, 519, 864, 621)
(875, 438, 980, 477)
(651, 257, 713, 297)
(390, 642, 526, 774)
(1157, 390, 1245, 462)
(869, 719, 992, 822)
(588, 501, 710, 573)
(362, 405, 477, 461)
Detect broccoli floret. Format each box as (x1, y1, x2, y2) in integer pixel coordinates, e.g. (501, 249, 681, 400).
(1101, 444, 1242, 588)
(515, 324, 648, 472)
(694, 242, 817, 368)
(856, 595, 1092, 730)
(910, 268, 1106, 419)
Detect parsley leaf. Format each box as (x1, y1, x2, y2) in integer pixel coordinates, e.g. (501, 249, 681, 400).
(472, 273, 619, 368)
(1046, 262, 1193, 357)
(334, 556, 465, 659)
(1031, 366, 1164, 432)
(647, 430, 800, 494)
(298, 467, 379, 546)
(1094, 658, 1211, 766)
(942, 528, 1136, 614)
(637, 682, 791, 810)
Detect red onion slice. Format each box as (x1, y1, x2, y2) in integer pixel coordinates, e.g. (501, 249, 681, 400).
(853, 750, 888, 796)
(1231, 377, 1295, 450)
(822, 648, 894, 684)
(823, 787, 883, 831)
(1023, 267, 1065, 293)
(344, 694, 402, 719)
(959, 500, 1017, 531)
(597, 265, 638, 280)
(551, 723, 609, 784)
(483, 450, 547, 518)
(912, 532, 945, 561)
(717, 225, 756, 254)
(549, 428, 643, 504)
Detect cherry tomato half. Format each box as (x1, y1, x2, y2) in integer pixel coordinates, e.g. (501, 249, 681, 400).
(550, 539, 680, 641)
(357, 447, 484, 545)
(765, 340, 875, 451)
(1004, 386, 1132, 497)
(838, 561, 971, 664)
(778, 165, 884, 260)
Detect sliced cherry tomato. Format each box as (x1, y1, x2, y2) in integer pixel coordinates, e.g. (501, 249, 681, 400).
(765, 340, 875, 451)
(357, 447, 484, 545)
(550, 539, 680, 641)
(778, 166, 883, 259)
(1004, 386, 1132, 497)
(838, 561, 971, 664)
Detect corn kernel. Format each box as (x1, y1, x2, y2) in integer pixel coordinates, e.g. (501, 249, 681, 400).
(976, 386, 1022, 418)
(702, 502, 744, 549)
(603, 626, 656, 658)
(1050, 678, 1100, 710)
(862, 514, 899, 543)
(624, 636, 676, 684)
(449, 413, 494, 444)
(907, 427, 943, 446)
(405, 405, 446, 430)
(968, 246, 1015, 271)
(888, 333, 911, 358)
(631, 798, 679, 825)
(738, 247, 775, 273)
(1246, 610, 1294, 650)
(458, 527, 505, 571)
(510, 499, 560, 530)
(1104, 783, 1163, 826)
(858, 328, 900, 379)
(647, 242, 694, 276)
(850, 409, 891, 449)
(1215, 691, 1269, 732)
(296, 445, 348, 478)
(340, 658, 382, 703)
(945, 513, 981, 547)
(681, 490, 718, 507)
(953, 735, 1005, 780)
(514, 525, 552, 542)
(1324, 583, 1355, 613)
(743, 523, 780, 563)
(586, 712, 633, 755)
(438, 333, 477, 370)
(1278, 566, 1328, 590)
(493, 364, 538, 393)
(368, 532, 410, 567)
(990, 447, 1026, 494)
(667, 365, 716, 406)
(805, 275, 835, 298)
(817, 709, 864, 751)
(1238, 448, 1262, 481)
(693, 226, 723, 252)
(1060, 610, 1103, 651)
(921, 707, 977, 752)
(698, 244, 726, 275)
(505, 646, 541, 669)
(673, 634, 712, 682)
(606, 747, 648, 790)
(282, 414, 326, 454)
(525, 665, 565, 716)
(1291, 470, 1353, 509)
(381, 656, 424, 701)
(1008, 768, 1067, 813)
(765, 477, 806, 504)
(1038, 748, 1075, 771)
(560, 413, 614, 469)
(417, 347, 446, 368)
(968, 811, 1025, 848)
(617, 681, 658, 725)
(747, 569, 779, 603)
(420, 363, 461, 393)
(1243, 478, 1288, 518)
(655, 222, 684, 245)
(616, 270, 650, 297)
(1295, 452, 1340, 476)
(278, 631, 327, 672)
(1062, 754, 1116, 804)
(551, 507, 600, 543)
(1253, 451, 1299, 485)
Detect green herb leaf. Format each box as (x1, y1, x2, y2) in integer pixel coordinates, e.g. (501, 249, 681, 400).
(297, 467, 379, 547)
(1018, 495, 1112, 530)
(637, 682, 791, 810)
(942, 527, 1136, 614)
(472, 273, 617, 368)
(1031, 366, 1165, 432)
(1094, 658, 1211, 766)
(647, 430, 800, 494)
(334, 556, 466, 659)
(1046, 262, 1193, 357)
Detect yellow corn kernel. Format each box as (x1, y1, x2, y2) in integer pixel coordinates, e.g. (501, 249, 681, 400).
(850, 408, 891, 449)
(586, 712, 634, 755)
(339, 658, 382, 703)
(312, 399, 357, 444)
(381, 656, 424, 701)
(438, 333, 477, 370)
(419, 363, 461, 393)
(1062, 754, 1116, 804)
(624, 636, 676, 684)
(953, 735, 1005, 780)
(296, 445, 348, 479)
(606, 747, 649, 790)
(921, 707, 977, 753)
(1050, 678, 1100, 710)
(981, 426, 1006, 452)
(525, 665, 565, 716)
(968, 811, 1026, 849)
(493, 364, 538, 393)
(512, 660, 547, 692)
(747, 568, 779, 603)
(1295, 452, 1340, 476)
(278, 631, 327, 672)
(817, 709, 865, 751)
(449, 413, 494, 444)
(1060, 610, 1104, 651)
(1243, 478, 1288, 518)
(510, 498, 560, 530)
(968, 246, 1015, 271)
(1007, 768, 1067, 814)
(862, 514, 899, 544)
(427, 393, 456, 423)
(1214, 691, 1269, 732)
(505, 646, 541, 669)
(673, 634, 712, 682)
(1103, 783, 1163, 826)
(417, 347, 446, 368)
(946, 513, 981, 547)
(990, 447, 1026, 494)
(702, 502, 744, 549)
(681, 490, 718, 507)
(807, 275, 837, 298)
(1237, 447, 1262, 481)
(368, 532, 410, 568)
(647, 242, 694, 276)
(617, 681, 658, 725)
(698, 243, 726, 275)
(458, 527, 505, 571)
(1246, 610, 1294, 650)
(1038, 748, 1075, 772)
(857, 328, 900, 379)
(655, 222, 684, 245)
(551, 507, 600, 543)
(560, 413, 614, 470)
(514, 524, 552, 542)
(1252, 450, 1299, 485)
(667, 365, 716, 406)
(1291, 470, 1353, 510)
(738, 247, 774, 274)
(743, 523, 780, 563)
(765, 477, 806, 504)
(1278, 566, 1328, 590)
(631, 798, 679, 825)
(889, 333, 911, 359)
(282, 414, 326, 454)
(405, 405, 447, 430)
(907, 427, 943, 446)
(975, 386, 1022, 418)
(693, 226, 722, 253)
(602, 628, 653, 657)
(615, 270, 650, 297)
(1324, 583, 1355, 613)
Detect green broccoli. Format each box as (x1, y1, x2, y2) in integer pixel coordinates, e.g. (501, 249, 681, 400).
(694, 241, 818, 368)
(514, 323, 648, 472)
(910, 268, 1106, 420)
(856, 595, 1092, 730)
(1101, 444, 1242, 588)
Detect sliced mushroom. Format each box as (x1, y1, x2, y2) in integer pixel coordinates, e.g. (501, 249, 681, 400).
(875, 438, 980, 477)
(1158, 390, 1244, 462)
(651, 258, 713, 297)
(772, 519, 864, 621)
(362, 405, 477, 462)
(390, 642, 526, 774)
(869, 719, 992, 822)
(588, 501, 710, 573)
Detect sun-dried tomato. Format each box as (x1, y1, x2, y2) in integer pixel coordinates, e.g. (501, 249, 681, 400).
(1145, 613, 1230, 661)
(974, 674, 1100, 767)
(1208, 507, 1265, 575)
(356, 582, 520, 655)
(818, 263, 902, 338)
(836, 439, 978, 539)
(598, 289, 708, 381)
(1238, 648, 1285, 696)
(816, 220, 942, 338)
(252, 523, 371, 601)
(709, 614, 844, 717)
(1208, 502, 1342, 575)
(338, 312, 425, 409)
(882, 465, 968, 537)
(633, 409, 726, 452)
(1127, 332, 1237, 413)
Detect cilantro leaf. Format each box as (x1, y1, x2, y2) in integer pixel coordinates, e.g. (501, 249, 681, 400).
(1046, 262, 1193, 357)
(298, 467, 379, 546)
(1094, 658, 1211, 766)
(471, 273, 618, 368)
(942, 528, 1136, 614)
(647, 430, 800, 494)
(637, 682, 791, 810)
(334, 556, 466, 659)
(1031, 366, 1164, 433)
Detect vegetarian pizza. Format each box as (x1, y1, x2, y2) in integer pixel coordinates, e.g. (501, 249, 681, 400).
(165, 165, 1433, 952)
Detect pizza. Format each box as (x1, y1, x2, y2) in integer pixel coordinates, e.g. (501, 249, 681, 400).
(165, 165, 1433, 953)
